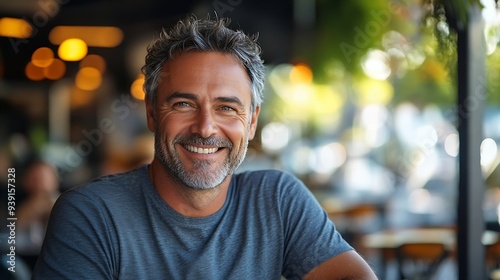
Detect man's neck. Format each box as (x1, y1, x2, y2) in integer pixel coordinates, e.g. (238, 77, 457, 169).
(148, 160, 230, 218)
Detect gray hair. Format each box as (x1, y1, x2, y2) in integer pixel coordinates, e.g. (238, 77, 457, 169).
(142, 15, 265, 113)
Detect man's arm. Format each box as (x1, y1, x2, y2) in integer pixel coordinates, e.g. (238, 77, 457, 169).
(277, 172, 376, 279)
(32, 190, 116, 279)
(304, 250, 378, 280)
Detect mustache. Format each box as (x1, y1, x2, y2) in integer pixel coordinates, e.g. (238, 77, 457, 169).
(173, 134, 233, 148)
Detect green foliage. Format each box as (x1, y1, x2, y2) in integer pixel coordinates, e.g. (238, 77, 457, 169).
(301, 0, 498, 106)
(392, 60, 455, 107)
(486, 49, 500, 104)
(311, 0, 395, 81)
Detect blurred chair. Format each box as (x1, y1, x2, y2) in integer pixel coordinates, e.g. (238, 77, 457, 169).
(327, 203, 383, 253)
(396, 242, 449, 280)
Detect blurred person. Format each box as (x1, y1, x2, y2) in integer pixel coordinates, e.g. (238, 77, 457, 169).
(33, 15, 377, 279)
(16, 160, 60, 271)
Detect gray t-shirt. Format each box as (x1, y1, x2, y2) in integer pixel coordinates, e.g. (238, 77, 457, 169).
(33, 165, 352, 279)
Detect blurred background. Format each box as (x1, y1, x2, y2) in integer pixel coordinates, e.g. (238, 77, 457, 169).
(1, 0, 500, 279)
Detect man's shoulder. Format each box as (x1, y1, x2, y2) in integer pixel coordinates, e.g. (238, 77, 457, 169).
(63, 165, 148, 200)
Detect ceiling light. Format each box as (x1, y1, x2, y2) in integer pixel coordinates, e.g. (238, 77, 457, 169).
(50, 26, 123, 48)
(0, 17, 32, 38)
(75, 67, 102, 91)
(58, 38, 88, 61)
(32, 47, 54, 67)
(43, 58, 66, 80)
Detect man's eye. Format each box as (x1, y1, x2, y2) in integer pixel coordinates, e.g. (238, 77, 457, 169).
(219, 106, 235, 112)
(173, 102, 191, 107)
(171, 102, 195, 111)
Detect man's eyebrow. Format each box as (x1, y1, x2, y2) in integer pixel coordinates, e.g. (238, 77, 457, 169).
(165, 92, 197, 103)
(215, 96, 245, 109)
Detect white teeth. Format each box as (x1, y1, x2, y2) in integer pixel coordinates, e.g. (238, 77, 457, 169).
(185, 145, 219, 154)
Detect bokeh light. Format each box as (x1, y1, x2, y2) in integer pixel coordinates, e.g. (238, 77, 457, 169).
(361, 49, 392, 80)
(309, 142, 346, 174)
(75, 67, 102, 91)
(80, 54, 107, 74)
(481, 138, 498, 167)
(0, 17, 32, 38)
(444, 133, 459, 157)
(289, 63, 313, 84)
(355, 78, 394, 105)
(25, 62, 45, 81)
(261, 122, 290, 153)
(31, 47, 54, 68)
(50, 26, 124, 48)
(43, 58, 66, 80)
(130, 74, 146, 100)
(58, 38, 88, 61)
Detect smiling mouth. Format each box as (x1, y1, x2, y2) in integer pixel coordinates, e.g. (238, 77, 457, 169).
(184, 145, 220, 154)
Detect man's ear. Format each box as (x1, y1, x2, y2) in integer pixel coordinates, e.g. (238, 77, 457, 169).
(145, 98, 156, 132)
(248, 106, 260, 141)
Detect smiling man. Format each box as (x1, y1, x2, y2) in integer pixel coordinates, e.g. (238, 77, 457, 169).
(33, 16, 377, 279)
(148, 51, 259, 217)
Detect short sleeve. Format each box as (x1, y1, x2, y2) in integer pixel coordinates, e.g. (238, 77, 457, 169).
(32, 190, 117, 279)
(279, 174, 353, 279)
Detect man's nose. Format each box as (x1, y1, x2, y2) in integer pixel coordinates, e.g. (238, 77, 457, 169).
(192, 108, 218, 138)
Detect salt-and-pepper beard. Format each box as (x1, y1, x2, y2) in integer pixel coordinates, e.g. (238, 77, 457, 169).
(153, 122, 250, 190)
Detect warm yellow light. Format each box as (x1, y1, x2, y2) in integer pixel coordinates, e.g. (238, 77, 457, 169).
(43, 58, 66, 80)
(131, 74, 146, 100)
(50, 26, 124, 47)
(58, 38, 88, 61)
(32, 47, 54, 68)
(310, 85, 344, 115)
(289, 63, 313, 84)
(0, 17, 32, 38)
(80, 54, 106, 73)
(355, 78, 394, 106)
(25, 62, 45, 81)
(75, 67, 102, 91)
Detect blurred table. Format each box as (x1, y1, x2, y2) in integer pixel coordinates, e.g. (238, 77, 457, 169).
(362, 227, 500, 279)
(314, 191, 386, 216)
(363, 227, 499, 249)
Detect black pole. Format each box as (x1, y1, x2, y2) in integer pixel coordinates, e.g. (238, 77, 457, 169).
(456, 4, 487, 280)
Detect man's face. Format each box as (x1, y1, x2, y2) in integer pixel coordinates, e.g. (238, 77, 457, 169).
(146, 51, 260, 190)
